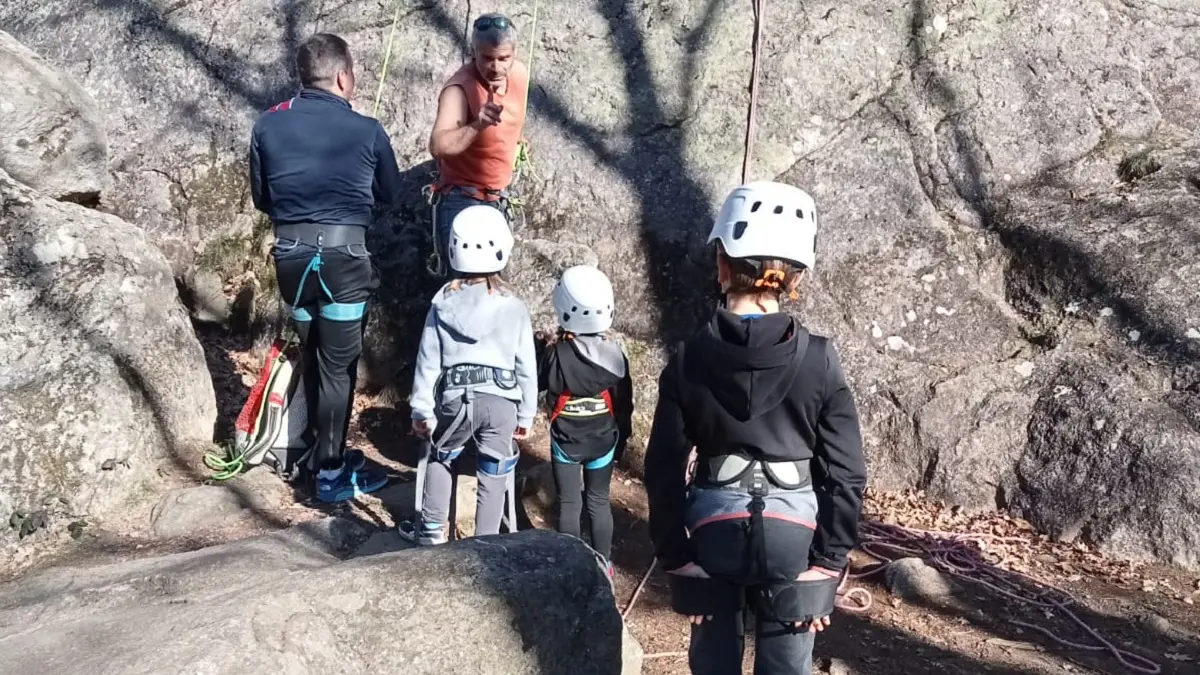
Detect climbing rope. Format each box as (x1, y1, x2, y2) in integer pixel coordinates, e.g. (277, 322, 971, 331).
(505, 0, 541, 228)
(847, 521, 1162, 674)
(372, 0, 405, 117)
(741, 0, 766, 184)
(203, 444, 247, 481)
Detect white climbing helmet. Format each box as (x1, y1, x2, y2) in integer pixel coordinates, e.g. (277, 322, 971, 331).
(708, 181, 818, 270)
(448, 205, 514, 275)
(554, 265, 615, 334)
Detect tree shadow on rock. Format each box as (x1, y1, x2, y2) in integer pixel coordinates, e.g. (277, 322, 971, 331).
(92, 0, 308, 111)
(906, 0, 1200, 395)
(415, 0, 723, 351)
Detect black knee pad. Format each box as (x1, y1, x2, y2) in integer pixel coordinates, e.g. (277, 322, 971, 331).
(668, 574, 742, 617)
(754, 576, 838, 625)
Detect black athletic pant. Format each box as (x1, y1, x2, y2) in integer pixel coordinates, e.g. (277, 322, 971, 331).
(551, 458, 615, 559)
(273, 238, 377, 471)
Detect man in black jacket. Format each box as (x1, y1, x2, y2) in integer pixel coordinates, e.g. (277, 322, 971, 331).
(248, 33, 401, 502)
(644, 181, 867, 675)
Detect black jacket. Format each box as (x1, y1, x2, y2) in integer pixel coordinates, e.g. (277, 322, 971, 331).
(249, 88, 403, 226)
(644, 309, 866, 572)
(538, 336, 634, 463)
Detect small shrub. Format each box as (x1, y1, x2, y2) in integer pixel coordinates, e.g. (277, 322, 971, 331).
(1117, 150, 1162, 183)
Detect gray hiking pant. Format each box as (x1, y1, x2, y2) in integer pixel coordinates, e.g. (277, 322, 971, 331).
(421, 392, 517, 536)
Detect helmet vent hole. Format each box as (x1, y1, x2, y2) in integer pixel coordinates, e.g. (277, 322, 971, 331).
(562, 312, 571, 323)
(796, 209, 804, 219)
(732, 220, 749, 239)
(461, 243, 468, 249)
(773, 205, 784, 214)
(751, 201, 762, 213)
(476, 244, 483, 249)
(495, 251, 504, 261)
(489, 240, 495, 246)
(583, 310, 590, 315)
(572, 306, 578, 312)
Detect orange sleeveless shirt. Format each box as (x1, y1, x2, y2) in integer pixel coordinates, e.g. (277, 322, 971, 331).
(436, 60, 528, 195)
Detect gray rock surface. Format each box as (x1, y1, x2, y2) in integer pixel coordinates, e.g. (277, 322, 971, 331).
(150, 483, 274, 538)
(0, 526, 639, 675)
(0, 30, 106, 201)
(0, 167, 217, 560)
(3, 1, 1200, 567)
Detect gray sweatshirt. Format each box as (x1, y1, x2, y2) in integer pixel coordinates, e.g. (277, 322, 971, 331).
(410, 281, 538, 432)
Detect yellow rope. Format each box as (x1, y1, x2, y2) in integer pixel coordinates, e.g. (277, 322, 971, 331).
(372, 0, 405, 118)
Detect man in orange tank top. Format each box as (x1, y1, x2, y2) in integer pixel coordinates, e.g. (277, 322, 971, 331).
(427, 12, 528, 276)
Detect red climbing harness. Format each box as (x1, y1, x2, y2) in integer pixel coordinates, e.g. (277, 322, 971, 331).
(549, 389, 615, 423)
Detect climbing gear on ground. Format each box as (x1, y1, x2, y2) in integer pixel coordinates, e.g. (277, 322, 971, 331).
(851, 521, 1162, 674)
(709, 181, 819, 271)
(447, 204, 514, 274)
(553, 265, 615, 334)
(411, 364, 521, 541)
(204, 337, 309, 480)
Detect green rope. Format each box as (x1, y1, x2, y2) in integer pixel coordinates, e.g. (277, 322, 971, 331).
(204, 444, 246, 481)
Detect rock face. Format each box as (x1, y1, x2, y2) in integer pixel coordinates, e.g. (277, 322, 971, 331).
(992, 143, 1200, 568)
(0, 526, 639, 675)
(0, 30, 107, 201)
(0, 167, 217, 556)
(3, 2, 1200, 567)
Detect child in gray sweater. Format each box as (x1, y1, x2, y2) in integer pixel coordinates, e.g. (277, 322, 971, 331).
(399, 205, 537, 545)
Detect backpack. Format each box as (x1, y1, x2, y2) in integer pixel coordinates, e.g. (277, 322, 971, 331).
(205, 338, 311, 480)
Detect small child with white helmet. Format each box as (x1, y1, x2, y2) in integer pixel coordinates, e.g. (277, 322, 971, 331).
(400, 205, 537, 545)
(537, 265, 633, 577)
(644, 182, 867, 675)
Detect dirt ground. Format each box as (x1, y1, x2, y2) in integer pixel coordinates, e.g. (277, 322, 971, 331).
(24, 326, 1200, 675)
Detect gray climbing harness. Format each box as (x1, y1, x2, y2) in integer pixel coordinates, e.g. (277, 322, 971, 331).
(413, 364, 520, 539)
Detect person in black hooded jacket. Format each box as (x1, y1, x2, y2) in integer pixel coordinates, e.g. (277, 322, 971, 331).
(538, 265, 633, 578)
(644, 181, 867, 675)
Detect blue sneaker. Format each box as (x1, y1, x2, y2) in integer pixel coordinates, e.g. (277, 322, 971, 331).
(316, 466, 387, 503)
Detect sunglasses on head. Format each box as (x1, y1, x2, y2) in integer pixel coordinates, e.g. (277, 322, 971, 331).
(473, 15, 510, 31)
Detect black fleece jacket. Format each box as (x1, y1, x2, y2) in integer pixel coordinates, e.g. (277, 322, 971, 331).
(644, 309, 867, 572)
(538, 336, 634, 462)
(249, 89, 403, 226)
